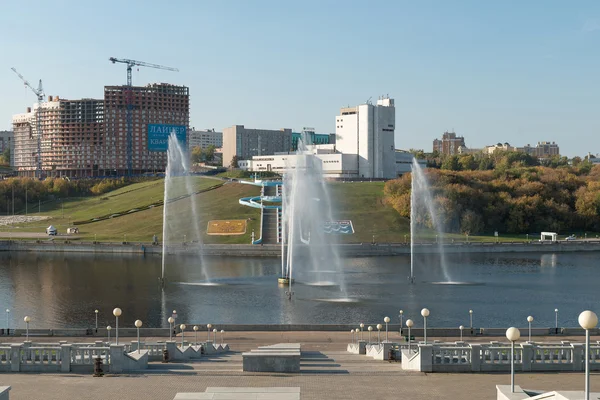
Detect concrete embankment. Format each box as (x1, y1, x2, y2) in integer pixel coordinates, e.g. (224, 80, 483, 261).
(0, 325, 594, 337)
(0, 240, 600, 256)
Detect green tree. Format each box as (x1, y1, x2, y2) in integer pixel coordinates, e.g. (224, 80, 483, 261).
(460, 210, 484, 235)
(204, 145, 216, 162)
(191, 146, 203, 163)
(458, 154, 477, 171)
(441, 155, 460, 171)
(230, 155, 239, 168)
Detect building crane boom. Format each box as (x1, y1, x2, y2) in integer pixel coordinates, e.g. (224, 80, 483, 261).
(11, 67, 44, 178)
(109, 57, 179, 176)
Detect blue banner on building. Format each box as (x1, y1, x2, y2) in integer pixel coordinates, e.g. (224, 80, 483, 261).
(147, 124, 187, 152)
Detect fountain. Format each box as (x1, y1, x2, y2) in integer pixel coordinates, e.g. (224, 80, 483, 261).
(279, 134, 347, 299)
(409, 158, 452, 283)
(160, 132, 208, 286)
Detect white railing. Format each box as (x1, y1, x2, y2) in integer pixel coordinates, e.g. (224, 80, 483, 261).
(533, 345, 573, 364)
(0, 346, 10, 365)
(71, 347, 109, 365)
(20, 347, 61, 365)
(433, 346, 471, 365)
(481, 345, 521, 365)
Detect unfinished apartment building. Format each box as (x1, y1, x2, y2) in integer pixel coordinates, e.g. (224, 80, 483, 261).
(104, 83, 189, 175)
(12, 96, 104, 177)
(12, 83, 189, 177)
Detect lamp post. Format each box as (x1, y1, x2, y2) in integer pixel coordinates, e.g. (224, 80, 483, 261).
(193, 325, 199, 346)
(180, 324, 186, 347)
(469, 309, 473, 329)
(23, 316, 30, 341)
(207, 324, 212, 341)
(107, 326, 111, 343)
(360, 323, 364, 340)
(168, 317, 175, 341)
(351, 329, 354, 344)
(406, 319, 414, 351)
(527, 316, 534, 342)
(5, 309, 9, 331)
(555, 308, 559, 331)
(459, 325, 464, 341)
(384, 316, 390, 342)
(421, 308, 430, 344)
(399, 310, 404, 330)
(376, 324, 382, 344)
(113, 308, 122, 345)
(134, 320, 142, 353)
(579, 310, 598, 400)
(220, 330, 225, 345)
(506, 327, 521, 393)
(94, 309, 99, 330)
(213, 328, 217, 342)
(367, 326, 373, 343)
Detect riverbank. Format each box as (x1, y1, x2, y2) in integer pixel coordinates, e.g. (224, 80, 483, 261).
(0, 239, 600, 256)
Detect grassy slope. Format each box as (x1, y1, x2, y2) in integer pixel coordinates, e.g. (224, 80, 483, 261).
(329, 182, 409, 243)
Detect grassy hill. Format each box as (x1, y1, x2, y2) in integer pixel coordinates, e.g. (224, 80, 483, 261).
(0, 177, 415, 243)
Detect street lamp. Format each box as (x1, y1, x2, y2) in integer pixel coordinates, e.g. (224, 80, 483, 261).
(527, 316, 534, 342)
(506, 327, 521, 393)
(421, 308, 430, 344)
(113, 308, 122, 345)
(168, 317, 175, 341)
(134, 320, 142, 353)
(579, 310, 598, 400)
(406, 319, 414, 351)
(384, 316, 390, 342)
(5, 309, 9, 331)
(399, 310, 404, 335)
(207, 324, 212, 342)
(193, 325, 199, 346)
(459, 325, 464, 341)
(555, 309, 559, 331)
(359, 323, 364, 340)
(107, 326, 112, 343)
(23, 316, 30, 341)
(94, 309, 99, 330)
(180, 324, 186, 347)
(220, 330, 225, 345)
(376, 324, 382, 344)
(469, 309, 473, 329)
(213, 328, 217, 342)
(351, 329, 354, 344)
(367, 326, 373, 343)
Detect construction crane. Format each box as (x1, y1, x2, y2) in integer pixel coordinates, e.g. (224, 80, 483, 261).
(109, 57, 179, 176)
(11, 67, 45, 179)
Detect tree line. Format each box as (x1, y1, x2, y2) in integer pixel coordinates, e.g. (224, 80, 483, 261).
(384, 162, 600, 235)
(0, 177, 151, 214)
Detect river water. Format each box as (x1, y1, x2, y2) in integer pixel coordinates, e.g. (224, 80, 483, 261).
(0, 251, 598, 329)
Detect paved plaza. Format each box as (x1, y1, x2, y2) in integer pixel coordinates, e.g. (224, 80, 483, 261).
(1, 331, 599, 399)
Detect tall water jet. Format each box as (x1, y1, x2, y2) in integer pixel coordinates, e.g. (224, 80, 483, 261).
(280, 134, 347, 298)
(161, 132, 207, 285)
(409, 158, 452, 283)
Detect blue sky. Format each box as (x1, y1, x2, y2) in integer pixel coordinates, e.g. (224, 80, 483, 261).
(1, 0, 599, 157)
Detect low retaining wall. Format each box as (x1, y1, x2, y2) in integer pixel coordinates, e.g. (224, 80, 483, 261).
(1, 240, 600, 257)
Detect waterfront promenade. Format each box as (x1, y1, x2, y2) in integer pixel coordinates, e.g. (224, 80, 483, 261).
(2, 331, 600, 399)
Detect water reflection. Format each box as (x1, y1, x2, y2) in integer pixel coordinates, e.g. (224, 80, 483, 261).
(0, 251, 599, 329)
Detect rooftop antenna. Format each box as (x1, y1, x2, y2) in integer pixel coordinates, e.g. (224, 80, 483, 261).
(366, 96, 372, 105)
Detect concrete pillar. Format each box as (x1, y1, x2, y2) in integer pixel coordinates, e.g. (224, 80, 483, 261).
(109, 344, 125, 374)
(60, 344, 71, 373)
(10, 344, 21, 372)
(521, 343, 532, 372)
(418, 344, 433, 372)
(572, 343, 584, 372)
(470, 344, 481, 372)
(165, 341, 177, 360)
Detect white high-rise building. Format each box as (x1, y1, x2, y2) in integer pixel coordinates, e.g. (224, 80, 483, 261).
(335, 96, 395, 178)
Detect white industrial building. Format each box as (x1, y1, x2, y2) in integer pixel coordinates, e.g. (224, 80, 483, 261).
(238, 96, 421, 179)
